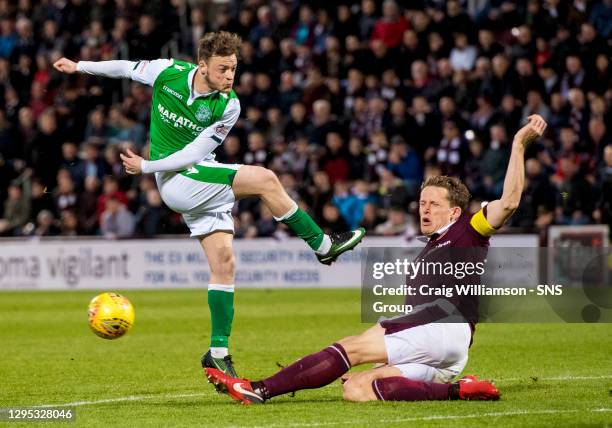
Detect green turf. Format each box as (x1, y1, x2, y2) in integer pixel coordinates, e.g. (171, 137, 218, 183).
(0, 289, 610, 427)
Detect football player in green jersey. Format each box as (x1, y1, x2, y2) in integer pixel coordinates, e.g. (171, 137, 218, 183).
(54, 32, 365, 379)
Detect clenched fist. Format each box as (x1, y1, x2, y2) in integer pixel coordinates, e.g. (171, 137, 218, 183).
(120, 149, 144, 175)
(53, 58, 78, 74)
(514, 114, 547, 147)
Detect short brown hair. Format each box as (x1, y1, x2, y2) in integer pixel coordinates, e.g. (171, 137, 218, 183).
(421, 176, 471, 210)
(197, 31, 242, 62)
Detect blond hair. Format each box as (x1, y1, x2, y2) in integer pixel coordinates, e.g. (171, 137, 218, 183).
(421, 176, 471, 210)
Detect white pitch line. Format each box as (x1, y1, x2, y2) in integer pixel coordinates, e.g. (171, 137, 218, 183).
(34, 392, 207, 408)
(245, 408, 612, 428)
(31, 374, 612, 409)
(499, 374, 612, 382)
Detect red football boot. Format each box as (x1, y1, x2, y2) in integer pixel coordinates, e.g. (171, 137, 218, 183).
(458, 374, 479, 383)
(458, 379, 500, 400)
(205, 368, 264, 405)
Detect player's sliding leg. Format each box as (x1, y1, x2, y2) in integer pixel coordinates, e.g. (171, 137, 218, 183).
(369, 376, 499, 401)
(198, 231, 238, 378)
(206, 324, 388, 404)
(232, 166, 365, 265)
(342, 368, 497, 402)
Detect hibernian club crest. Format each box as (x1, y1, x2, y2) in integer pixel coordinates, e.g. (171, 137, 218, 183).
(195, 105, 212, 123)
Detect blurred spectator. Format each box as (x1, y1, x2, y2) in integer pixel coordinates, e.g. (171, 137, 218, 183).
(84, 107, 109, 144)
(0, 180, 30, 235)
(235, 211, 257, 239)
(0, 18, 17, 59)
(244, 131, 268, 166)
(28, 177, 55, 224)
(292, 5, 316, 47)
(594, 145, 612, 226)
(60, 142, 86, 187)
(387, 137, 423, 195)
(481, 124, 511, 199)
(521, 90, 551, 124)
(54, 170, 78, 212)
(320, 202, 348, 234)
(30, 209, 59, 237)
(374, 207, 415, 236)
(449, 33, 477, 71)
(26, 109, 63, 188)
(358, 0, 377, 41)
(60, 209, 80, 236)
(554, 157, 595, 224)
(255, 204, 277, 237)
(100, 197, 135, 238)
(130, 15, 164, 60)
(359, 202, 383, 232)
(432, 120, 468, 177)
(370, 0, 408, 49)
(477, 28, 503, 59)
(82, 143, 108, 181)
(96, 176, 128, 221)
(347, 137, 368, 181)
(78, 176, 100, 235)
(333, 180, 375, 229)
(511, 158, 557, 227)
(322, 132, 349, 184)
(136, 189, 170, 237)
(302, 170, 333, 221)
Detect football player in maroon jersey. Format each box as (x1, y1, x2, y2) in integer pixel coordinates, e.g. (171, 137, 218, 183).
(205, 115, 547, 404)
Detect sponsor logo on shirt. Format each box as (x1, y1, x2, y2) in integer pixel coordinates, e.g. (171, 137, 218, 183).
(162, 85, 184, 100)
(157, 103, 204, 133)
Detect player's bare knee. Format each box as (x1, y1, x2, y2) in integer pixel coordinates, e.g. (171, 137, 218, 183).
(338, 336, 364, 366)
(261, 168, 280, 189)
(210, 248, 235, 281)
(248, 167, 278, 192)
(220, 252, 235, 278)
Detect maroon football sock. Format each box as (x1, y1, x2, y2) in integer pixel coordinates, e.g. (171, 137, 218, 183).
(372, 377, 458, 401)
(253, 343, 351, 399)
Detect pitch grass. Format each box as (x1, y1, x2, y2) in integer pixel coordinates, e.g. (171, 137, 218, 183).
(0, 289, 610, 427)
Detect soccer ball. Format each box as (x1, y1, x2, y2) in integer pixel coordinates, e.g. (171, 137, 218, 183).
(88, 292, 135, 340)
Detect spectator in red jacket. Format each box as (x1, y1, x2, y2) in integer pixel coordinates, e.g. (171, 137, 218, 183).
(370, 0, 408, 49)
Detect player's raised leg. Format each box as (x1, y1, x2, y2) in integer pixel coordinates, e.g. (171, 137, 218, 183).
(198, 231, 238, 377)
(232, 165, 365, 265)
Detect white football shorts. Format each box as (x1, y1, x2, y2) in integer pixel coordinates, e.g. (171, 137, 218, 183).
(155, 160, 242, 237)
(383, 322, 471, 383)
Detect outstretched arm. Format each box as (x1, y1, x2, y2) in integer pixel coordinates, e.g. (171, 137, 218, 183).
(53, 58, 172, 86)
(485, 114, 547, 228)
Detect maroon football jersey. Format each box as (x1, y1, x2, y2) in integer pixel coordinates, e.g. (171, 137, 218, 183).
(382, 207, 495, 335)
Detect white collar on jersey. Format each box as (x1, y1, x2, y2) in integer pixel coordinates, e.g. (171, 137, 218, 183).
(415, 219, 457, 243)
(186, 67, 223, 106)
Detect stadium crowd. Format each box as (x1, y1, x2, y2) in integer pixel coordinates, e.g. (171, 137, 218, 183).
(0, 0, 610, 240)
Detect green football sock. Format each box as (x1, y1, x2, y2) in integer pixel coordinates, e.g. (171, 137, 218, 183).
(279, 207, 324, 251)
(207, 285, 234, 349)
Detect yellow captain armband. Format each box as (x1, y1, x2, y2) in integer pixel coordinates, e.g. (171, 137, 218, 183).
(470, 208, 497, 237)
